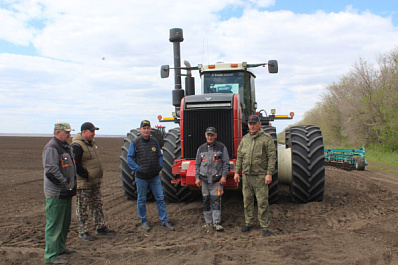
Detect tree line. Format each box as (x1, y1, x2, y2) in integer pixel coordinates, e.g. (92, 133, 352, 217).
(288, 47, 398, 152)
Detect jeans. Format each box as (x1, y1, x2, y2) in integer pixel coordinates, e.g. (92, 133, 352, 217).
(135, 176, 168, 224)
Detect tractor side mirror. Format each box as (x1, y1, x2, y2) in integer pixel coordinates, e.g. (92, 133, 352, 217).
(268, 60, 278, 74)
(160, 65, 170, 78)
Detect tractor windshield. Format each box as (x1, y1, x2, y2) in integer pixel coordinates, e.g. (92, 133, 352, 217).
(202, 72, 243, 94)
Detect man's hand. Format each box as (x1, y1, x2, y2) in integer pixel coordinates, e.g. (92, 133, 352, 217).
(234, 173, 241, 183)
(218, 176, 227, 185)
(195, 179, 202, 188)
(265, 174, 272, 185)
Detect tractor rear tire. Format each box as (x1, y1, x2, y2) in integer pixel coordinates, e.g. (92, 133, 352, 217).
(355, 157, 366, 170)
(120, 129, 154, 201)
(161, 128, 194, 202)
(290, 125, 325, 203)
(261, 126, 279, 204)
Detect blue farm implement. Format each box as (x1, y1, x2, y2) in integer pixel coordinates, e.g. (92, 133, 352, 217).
(324, 147, 368, 170)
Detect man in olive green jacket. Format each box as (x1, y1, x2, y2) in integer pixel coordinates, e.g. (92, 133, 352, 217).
(72, 122, 114, 241)
(234, 115, 276, 237)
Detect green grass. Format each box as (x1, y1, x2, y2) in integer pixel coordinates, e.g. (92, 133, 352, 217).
(364, 147, 398, 167)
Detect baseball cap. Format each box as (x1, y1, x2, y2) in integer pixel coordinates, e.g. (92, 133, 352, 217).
(248, 115, 260, 123)
(54, 122, 74, 132)
(81, 122, 99, 132)
(205, 127, 217, 134)
(140, 120, 151, 128)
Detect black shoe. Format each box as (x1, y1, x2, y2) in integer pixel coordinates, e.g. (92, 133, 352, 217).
(262, 230, 271, 237)
(79, 233, 94, 241)
(96, 227, 116, 235)
(241, 226, 252, 233)
(161, 222, 175, 231)
(59, 248, 76, 255)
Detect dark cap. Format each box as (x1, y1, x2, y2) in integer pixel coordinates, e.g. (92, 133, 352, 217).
(140, 120, 151, 128)
(248, 115, 260, 123)
(81, 122, 99, 132)
(205, 127, 217, 134)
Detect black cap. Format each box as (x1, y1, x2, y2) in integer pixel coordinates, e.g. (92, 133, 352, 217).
(140, 120, 151, 128)
(205, 127, 217, 134)
(81, 122, 99, 132)
(248, 115, 260, 123)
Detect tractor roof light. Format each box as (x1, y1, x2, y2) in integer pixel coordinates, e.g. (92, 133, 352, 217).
(290, 112, 295, 117)
(208, 65, 215, 69)
(158, 115, 162, 120)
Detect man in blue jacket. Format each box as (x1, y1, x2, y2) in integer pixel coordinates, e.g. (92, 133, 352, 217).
(42, 122, 76, 264)
(127, 120, 174, 232)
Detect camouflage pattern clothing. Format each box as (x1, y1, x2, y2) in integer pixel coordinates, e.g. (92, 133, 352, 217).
(242, 174, 270, 229)
(235, 129, 276, 230)
(76, 187, 106, 234)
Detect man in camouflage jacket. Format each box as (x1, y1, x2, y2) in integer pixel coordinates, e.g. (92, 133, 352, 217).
(234, 115, 276, 237)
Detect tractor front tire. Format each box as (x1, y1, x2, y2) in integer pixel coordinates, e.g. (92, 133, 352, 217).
(120, 129, 154, 201)
(161, 128, 194, 202)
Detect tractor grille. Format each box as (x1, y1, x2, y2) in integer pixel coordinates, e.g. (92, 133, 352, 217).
(183, 109, 234, 159)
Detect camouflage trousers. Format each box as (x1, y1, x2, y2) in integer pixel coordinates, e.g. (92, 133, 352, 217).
(76, 187, 106, 234)
(242, 174, 270, 229)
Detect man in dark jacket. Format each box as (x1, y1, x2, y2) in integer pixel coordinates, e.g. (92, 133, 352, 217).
(72, 122, 115, 242)
(127, 120, 174, 232)
(43, 122, 76, 264)
(195, 127, 230, 231)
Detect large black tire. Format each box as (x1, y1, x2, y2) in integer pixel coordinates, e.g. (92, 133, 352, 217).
(355, 157, 366, 171)
(161, 128, 194, 202)
(290, 125, 325, 203)
(261, 126, 279, 204)
(120, 129, 155, 201)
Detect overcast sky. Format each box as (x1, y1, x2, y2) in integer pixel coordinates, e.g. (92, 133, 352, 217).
(1, 0, 398, 136)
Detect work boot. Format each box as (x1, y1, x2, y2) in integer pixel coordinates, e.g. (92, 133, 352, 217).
(48, 258, 68, 264)
(161, 222, 175, 231)
(96, 227, 116, 235)
(262, 230, 271, 237)
(79, 232, 94, 241)
(214, 223, 224, 231)
(241, 226, 252, 233)
(202, 223, 212, 228)
(141, 222, 150, 232)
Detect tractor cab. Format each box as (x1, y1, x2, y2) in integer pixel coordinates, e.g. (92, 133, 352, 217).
(200, 62, 257, 126)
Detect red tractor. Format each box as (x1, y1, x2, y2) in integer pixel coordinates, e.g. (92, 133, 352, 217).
(120, 28, 325, 204)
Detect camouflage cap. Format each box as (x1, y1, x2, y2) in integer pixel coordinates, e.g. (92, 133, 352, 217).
(54, 122, 74, 132)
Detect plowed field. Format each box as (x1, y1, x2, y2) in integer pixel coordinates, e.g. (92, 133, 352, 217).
(0, 136, 397, 264)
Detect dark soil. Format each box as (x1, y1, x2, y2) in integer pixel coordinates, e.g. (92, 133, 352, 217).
(0, 136, 397, 264)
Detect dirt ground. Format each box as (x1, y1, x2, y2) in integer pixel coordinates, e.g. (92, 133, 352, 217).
(0, 136, 397, 265)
